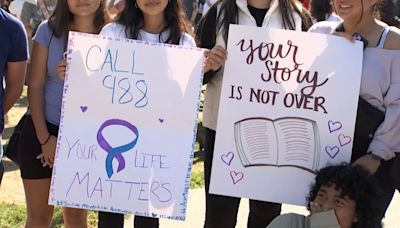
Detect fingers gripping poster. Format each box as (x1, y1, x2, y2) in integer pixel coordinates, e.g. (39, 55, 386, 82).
(210, 25, 363, 205)
(49, 32, 204, 220)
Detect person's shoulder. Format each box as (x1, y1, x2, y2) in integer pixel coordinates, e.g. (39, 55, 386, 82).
(35, 20, 52, 35)
(100, 22, 126, 38)
(267, 213, 306, 228)
(0, 9, 28, 61)
(385, 26, 400, 50)
(32, 20, 55, 47)
(0, 9, 25, 33)
(309, 210, 340, 227)
(308, 21, 339, 35)
(180, 32, 196, 47)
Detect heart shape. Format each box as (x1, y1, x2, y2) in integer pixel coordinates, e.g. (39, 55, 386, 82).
(80, 106, 88, 112)
(325, 146, 340, 159)
(338, 134, 352, 147)
(328, 120, 342, 133)
(230, 171, 244, 184)
(221, 152, 234, 166)
(159, 118, 164, 123)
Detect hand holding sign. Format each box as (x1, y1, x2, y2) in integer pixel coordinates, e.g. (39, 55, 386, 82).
(204, 45, 227, 73)
(56, 60, 67, 81)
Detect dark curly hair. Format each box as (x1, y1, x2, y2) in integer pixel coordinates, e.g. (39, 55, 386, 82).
(307, 163, 381, 228)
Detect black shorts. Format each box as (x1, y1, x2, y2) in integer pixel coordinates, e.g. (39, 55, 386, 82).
(19, 115, 59, 179)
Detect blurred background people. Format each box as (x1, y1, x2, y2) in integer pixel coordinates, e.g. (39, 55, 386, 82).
(310, 0, 341, 22)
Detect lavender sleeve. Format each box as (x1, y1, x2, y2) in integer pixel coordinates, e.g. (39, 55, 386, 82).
(32, 21, 52, 48)
(368, 53, 400, 160)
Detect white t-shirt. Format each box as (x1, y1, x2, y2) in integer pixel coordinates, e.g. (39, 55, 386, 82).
(307, 21, 339, 34)
(326, 13, 342, 22)
(311, 13, 342, 24)
(100, 22, 196, 47)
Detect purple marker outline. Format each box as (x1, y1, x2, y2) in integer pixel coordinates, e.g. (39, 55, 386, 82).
(230, 171, 244, 184)
(325, 145, 340, 159)
(328, 120, 342, 133)
(338, 134, 352, 147)
(97, 119, 139, 178)
(221, 152, 234, 166)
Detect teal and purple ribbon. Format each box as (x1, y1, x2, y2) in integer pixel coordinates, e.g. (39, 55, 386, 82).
(97, 119, 139, 178)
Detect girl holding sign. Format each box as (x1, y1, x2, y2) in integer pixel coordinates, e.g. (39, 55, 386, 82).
(98, 0, 203, 227)
(309, 0, 400, 225)
(20, 0, 105, 226)
(196, 0, 313, 227)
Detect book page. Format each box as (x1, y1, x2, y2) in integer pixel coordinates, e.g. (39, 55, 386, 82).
(234, 118, 278, 167)
(274, 117, 320, 173)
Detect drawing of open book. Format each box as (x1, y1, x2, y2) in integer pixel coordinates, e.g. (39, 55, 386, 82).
(234, 117, 320, 173)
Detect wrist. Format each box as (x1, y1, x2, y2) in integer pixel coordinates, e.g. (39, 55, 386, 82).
(39, 134, 51, 146)
(368, 152, 383, 162)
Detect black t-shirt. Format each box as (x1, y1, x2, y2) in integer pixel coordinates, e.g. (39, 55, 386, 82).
(247, 5, 269, 27)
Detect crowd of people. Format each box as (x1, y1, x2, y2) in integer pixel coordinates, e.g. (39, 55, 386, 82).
(0, 0, 399, 227)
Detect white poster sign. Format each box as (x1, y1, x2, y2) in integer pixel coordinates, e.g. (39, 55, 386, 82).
(50, 32, 204, 220)
(210, 25, 363, 205)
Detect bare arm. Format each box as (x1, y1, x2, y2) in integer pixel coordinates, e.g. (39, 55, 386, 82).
(28, 41, 49, 144)
(3, 61, 26, 114)
(385, 26, 400, 50)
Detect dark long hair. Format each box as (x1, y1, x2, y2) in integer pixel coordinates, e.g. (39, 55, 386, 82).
(216, 0, 313, 43)
(311, 0, 332, 22)
(117, 0, 191, 44)
(48, 0, 106, 37)
(307, 164, 381, 228)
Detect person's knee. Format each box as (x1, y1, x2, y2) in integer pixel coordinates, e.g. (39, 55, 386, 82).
(63, 208, 87, 228)
(26, 212, 53, 227)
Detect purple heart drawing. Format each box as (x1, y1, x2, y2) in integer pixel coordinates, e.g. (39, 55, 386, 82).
(325, 146, 340, 159)
(230, 171, 244, 184)
(159, 118, 164, 123)
(80, 106, 88, 112)
(221, 152, 234, 166)
(328, 120, 342, 133)
(338, 134, 352, 147)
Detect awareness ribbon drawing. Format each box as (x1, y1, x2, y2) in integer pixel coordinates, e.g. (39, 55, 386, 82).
(97, 119, 139, 178)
